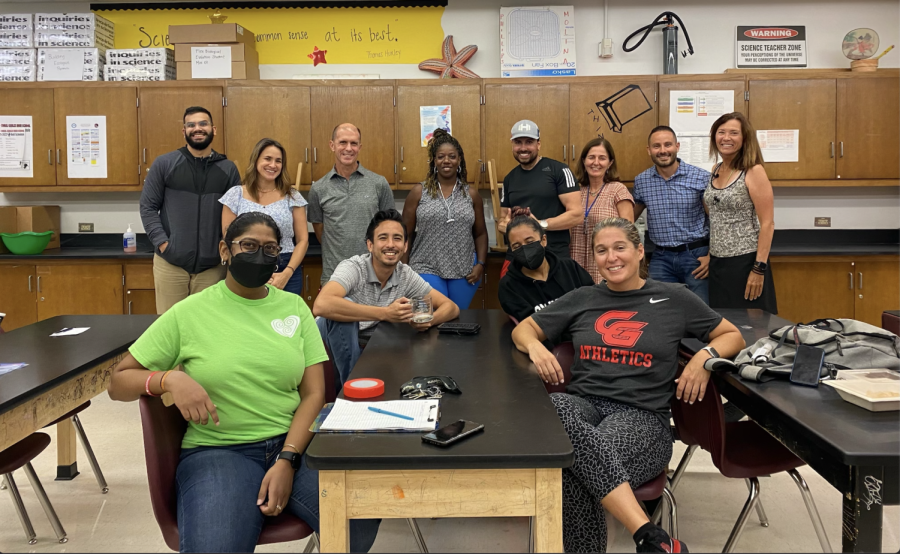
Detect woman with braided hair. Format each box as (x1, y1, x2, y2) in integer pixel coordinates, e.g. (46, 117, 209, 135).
(402, 129, 488, 309)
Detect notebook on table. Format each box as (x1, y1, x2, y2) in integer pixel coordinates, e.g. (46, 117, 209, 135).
(312, 398, 440, 433)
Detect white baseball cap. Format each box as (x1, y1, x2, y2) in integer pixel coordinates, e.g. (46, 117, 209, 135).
(511, 119, 540, 140)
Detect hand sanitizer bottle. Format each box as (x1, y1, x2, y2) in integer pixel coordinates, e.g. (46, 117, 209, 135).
(123, 223, 137, 253)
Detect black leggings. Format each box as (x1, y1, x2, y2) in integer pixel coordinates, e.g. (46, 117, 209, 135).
(551, 393, 672, 553)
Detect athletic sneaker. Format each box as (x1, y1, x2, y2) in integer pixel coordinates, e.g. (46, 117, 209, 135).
(634, 522, 689, 553)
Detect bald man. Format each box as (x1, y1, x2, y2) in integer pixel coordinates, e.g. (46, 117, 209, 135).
(308, 123, 395, 285)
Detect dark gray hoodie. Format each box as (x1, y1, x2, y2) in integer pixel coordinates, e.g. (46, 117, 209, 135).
(139, 146, 240, 274)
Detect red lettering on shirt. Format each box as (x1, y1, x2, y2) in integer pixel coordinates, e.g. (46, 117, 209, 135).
(634, 352, 644, 366)
(600, 347, 611, 362)
(643, 353, 653, 367)
(594, 311, 648, 348)
(611, 349, 619, 363)
(592, 346, 601, 360)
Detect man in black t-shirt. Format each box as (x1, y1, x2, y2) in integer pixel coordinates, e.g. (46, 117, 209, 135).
(498, 120, 581, 274)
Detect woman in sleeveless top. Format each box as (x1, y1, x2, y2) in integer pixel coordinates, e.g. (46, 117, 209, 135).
(220, 138, 309, 296)
(569, 137, 634, 283)
(703, 113, 777, 313)
(401, 130, 488, 309)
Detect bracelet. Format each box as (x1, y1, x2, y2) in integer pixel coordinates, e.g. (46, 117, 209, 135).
(145, 371, 161, 397)
(752, 268, 765, 276)
(159, 371, 172, 393)
(285, 266, 296, 274)
(283, 443, 301, 454)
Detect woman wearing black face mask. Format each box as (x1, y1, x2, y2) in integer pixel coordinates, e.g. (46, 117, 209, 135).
(108, 212, 381, 553)
(498, 215, 594, 323)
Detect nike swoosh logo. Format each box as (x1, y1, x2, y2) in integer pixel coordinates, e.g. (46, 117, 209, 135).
(649, 298, 669, 304)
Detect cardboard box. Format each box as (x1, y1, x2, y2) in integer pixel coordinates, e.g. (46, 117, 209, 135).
(37, 48, 103, 81)
(175, 46, 258, 80)
(168, 23, 255, 47)
(174, 42, 254, 62)
(0, 206, 61, 252)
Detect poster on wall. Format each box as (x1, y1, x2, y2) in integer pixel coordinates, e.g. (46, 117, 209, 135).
(757, 129, 799, 162)
(66, 115, 107, 179)
(420, 105, 451, 146)
(669, 90, 735, 171)
(0, 115, 33, 178)
(500, 6, 576, 77)
(736, 26, 807, 68)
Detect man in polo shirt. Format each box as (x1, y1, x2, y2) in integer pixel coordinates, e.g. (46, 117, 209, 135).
(313, 209, 459, 385)
(308, 122, 395, 286)
(497, 119, 581, 276)
(634, 125, 712, 304)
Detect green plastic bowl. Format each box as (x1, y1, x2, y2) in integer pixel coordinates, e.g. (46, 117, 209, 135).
(0, 231, 54, 255)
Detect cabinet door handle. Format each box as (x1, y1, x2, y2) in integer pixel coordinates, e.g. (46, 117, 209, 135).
(858, 272, 863, 290)
(37, 275, 42, 293)
(56, 149, 60, 164)
(305, 148, 309, 163)
(840, 141, 844, 158)
(48, 149, 53, 165)
(562, 145, 567, 161)
(849, 272, 853, 290)
(314, 148, 317, 163)
(128, 301, 133, 315)
(28, 275, 32, 292)
(142, 148, 147, 164)
(400, 146, 404, 162)
(305, 275, 310, 295)
(571, 144, 575, 159)
(830, 142, 834, 158)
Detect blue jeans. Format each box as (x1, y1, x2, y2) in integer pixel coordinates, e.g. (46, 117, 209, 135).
(648, 245, 710, 305)
(316, 317, 361, 389)
(176, 435, 380, 553)
(277, 252, 304, 296)
(419, 273, 480, 309)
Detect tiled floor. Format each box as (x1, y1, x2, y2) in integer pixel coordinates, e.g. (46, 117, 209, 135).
(1, 394, 897, 553)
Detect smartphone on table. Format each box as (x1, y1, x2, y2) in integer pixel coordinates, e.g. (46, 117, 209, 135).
(422, 419, 484, 447)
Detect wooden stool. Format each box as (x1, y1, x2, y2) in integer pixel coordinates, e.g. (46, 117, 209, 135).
(1, 433, 68, 544)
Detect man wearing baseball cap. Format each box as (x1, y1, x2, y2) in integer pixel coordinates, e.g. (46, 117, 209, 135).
(498, 120, 582, 276)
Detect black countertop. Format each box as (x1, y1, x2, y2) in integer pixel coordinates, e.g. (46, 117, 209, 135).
(1, 229, 896, 261)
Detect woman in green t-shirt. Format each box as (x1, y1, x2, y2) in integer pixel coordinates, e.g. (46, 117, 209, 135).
(109, 212, 379, 552)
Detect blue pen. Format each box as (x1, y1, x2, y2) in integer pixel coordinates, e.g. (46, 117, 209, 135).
(368, 406, 415, 421)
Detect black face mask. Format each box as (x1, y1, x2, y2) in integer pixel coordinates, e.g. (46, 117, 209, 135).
(228, 249, 277, 288)
(512, 241, 545, 271)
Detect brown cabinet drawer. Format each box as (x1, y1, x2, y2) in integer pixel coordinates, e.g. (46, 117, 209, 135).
(125, 263, 154, 289)
(126, 289, 157, 315)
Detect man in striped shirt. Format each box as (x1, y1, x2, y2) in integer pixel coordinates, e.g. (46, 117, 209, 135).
(498, 120, 582, 274)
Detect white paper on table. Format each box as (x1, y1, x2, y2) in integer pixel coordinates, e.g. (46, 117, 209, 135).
(191, 46, 232, 79)
(320, 398, 439, 432)
(757, 129, 799, 163)
(50, 327, 90, 337)
(66, 115, 107, 179)
(419, 105, 451, 147)
(676, 134, 717, 172)
(669, 90, 735, 134)
(0, 115, 33, 178)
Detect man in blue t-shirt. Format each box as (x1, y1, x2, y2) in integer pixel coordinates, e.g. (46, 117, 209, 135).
(633, 126, 711, 304)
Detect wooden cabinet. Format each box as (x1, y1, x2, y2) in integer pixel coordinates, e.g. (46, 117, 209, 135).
(748, 79, 836, 180)
(569, 78, 658, 182)
(484, 81, 569, 183)
(771, 255, 899, 326)
(36, 264, 124, 320)
(0, 265, 37, 331)
(0, 88, 57, 187)
(854, 260, 900, 327)
(483, 256, 505, 310)
(308, 82, 395, 183)
(126, 289, 156, 315)
(54, 86, 140, 186)
(302, 258, 323, 311)
(397, 81, 482, 187)
(225, 82, 311, 187)
(139, 84, 225, 173)
(836, 77, 900, 179)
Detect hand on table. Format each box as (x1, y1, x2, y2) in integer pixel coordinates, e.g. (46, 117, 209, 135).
(383, 297, 413, 323)
(528, 343, 564, 386)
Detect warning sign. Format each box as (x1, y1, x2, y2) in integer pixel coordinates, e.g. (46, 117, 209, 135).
(736, 26, 807, 68)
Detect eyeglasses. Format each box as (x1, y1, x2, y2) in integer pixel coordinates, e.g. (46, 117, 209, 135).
(184, 121, 211, 130)
(232, 240, 281, 257)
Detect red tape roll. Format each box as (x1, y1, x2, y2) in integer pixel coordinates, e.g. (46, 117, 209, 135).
(344, 378, 385, 399)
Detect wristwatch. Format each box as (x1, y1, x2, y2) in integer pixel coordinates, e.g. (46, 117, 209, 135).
(753, 261, 769, 273)
(475, 260, 486, 267)
(701, 346, 719, 359)
(539, 219, 549, 229)
(277, 450, 301, 470)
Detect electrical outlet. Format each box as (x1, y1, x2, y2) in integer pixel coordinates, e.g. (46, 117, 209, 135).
(79, 222, 94, 232)
(814, 217, 831, 228)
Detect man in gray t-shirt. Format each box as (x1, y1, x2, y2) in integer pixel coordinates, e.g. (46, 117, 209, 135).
(314, 209, 459, 386)
(307, 123, 394, 286)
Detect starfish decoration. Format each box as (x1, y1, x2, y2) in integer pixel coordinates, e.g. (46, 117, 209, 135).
(308, 46, 327, 66)
(418, 35, 479, 79)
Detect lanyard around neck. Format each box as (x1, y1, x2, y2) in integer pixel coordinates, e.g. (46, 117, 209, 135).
(583, 182, 607, 233)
